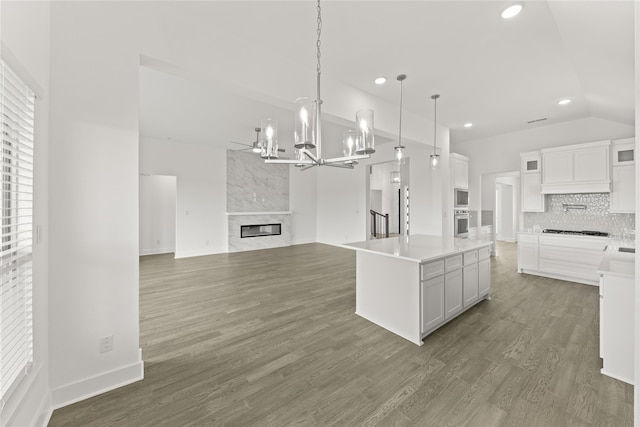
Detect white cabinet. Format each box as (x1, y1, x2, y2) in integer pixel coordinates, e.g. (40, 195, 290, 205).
(610, 138, 635, 213)
(541, 140, 611, 194)
(452, 153, 469, 189)
(478, 246, 490, 297)
(521, 151, 545, 212)
(421, 275, 445, 332)
(517, 233, 609, 286)
(478, 259, 490, 297)
(611, 165, 635, 213)
(463, 263, 479, 308)
(612, 138, 635, 166)
(444, 269, 463, 319)
(517, 233, 539, 271)
(599, 271, 635, 384)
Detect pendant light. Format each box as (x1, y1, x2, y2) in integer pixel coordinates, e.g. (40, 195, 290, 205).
(430, 94, 440, 169)
(394, 74, 406, 162)
(263, 0, 375, 170)
(251, 127, 262, 153)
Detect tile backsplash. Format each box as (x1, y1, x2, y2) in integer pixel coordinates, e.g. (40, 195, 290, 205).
(523, 193, 634, 236)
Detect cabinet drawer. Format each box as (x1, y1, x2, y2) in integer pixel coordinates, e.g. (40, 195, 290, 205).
(478, 246, 491, 260)
(421, 259, 444, 280)
(445, 254, 463, 272)
(518, 233, 539, 244)
(463, 250, 478, 266)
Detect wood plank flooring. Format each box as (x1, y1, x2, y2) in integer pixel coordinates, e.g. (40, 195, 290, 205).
(49, 241, 634, 426)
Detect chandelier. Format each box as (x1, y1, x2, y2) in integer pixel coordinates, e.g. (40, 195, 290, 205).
(261, 0, 375, 170)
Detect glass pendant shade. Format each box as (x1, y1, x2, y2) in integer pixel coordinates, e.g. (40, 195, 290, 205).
(391, 171, 401, 184)
(294, 97, 315, 149)
(342, 130, 359, 157)
(355, 109, 375, 154)
(395, 146, 405, 162)
(430, 154, 440, 169)
(260, 118, 279, 159)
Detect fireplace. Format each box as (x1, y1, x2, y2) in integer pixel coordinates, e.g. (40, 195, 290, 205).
(241, 223, 282, 238)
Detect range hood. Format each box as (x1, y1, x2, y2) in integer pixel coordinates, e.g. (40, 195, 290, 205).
(541, 181, 611, 194)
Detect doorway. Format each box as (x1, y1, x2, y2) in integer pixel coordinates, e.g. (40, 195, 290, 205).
(479, 171, 520, 255)
(367, 159, 410, 240)
(139, 174, 177, 255)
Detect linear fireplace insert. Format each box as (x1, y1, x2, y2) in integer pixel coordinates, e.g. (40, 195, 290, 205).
(241, 223, 282, 238)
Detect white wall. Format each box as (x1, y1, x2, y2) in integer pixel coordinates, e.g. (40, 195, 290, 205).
(140, 137, 227, 257)
(139, 175, 177, 255)
(452, 117, 635, 213)
(496, 179, 516, 242)
(1, 1, 52, 426)
(317, 123, 450, 245)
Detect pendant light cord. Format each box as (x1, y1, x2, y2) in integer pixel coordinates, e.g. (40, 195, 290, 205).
(398, 79, 403, 147)
(316, 0, 322, 75)
(432, 94, 440, 155)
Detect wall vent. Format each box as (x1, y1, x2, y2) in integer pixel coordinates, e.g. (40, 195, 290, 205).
(527, 117, 548, 124)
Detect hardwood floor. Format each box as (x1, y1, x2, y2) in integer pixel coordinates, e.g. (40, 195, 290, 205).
(49, 241, 633, 426)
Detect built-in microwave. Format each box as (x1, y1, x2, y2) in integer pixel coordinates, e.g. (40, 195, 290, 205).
(454, 188, 469, 208)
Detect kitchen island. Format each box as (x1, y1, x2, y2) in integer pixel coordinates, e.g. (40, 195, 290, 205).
(343, 235, 492, 345)
(597, 249, 635, 384)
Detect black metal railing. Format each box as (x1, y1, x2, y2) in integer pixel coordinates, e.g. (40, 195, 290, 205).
(370, 209, 389, 239)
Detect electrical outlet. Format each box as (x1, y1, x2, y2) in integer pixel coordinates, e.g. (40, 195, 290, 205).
(99, 335, 114, 353)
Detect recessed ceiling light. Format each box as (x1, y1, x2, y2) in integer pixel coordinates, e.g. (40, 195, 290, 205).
(463, 122, 473, 128)
(501, 3, 524, 19)
(374, 77, 387, 85)
(557, 98, 572, 105)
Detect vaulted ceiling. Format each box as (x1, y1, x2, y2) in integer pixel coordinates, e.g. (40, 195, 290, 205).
(140, 1, 634, 150)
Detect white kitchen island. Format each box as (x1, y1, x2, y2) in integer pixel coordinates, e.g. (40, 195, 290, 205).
(597, 249, 635, 384)
(343, 235, 492, 346)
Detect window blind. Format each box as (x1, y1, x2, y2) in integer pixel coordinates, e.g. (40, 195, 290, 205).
(0, 58, 34, 402)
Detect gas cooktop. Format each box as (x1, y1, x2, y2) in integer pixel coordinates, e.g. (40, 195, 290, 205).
(542, 229, 609, 237)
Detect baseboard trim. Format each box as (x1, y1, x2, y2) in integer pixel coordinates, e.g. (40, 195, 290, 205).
(139, 247, 175, 256)
(174, 248, 225, 259)
(51, 355, 144, 410)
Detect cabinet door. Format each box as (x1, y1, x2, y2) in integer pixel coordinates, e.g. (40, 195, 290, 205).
(517, 243, 538, 271)
(478, 258, 490, 297)
(522, 157, 541, 174)
(574, 146, 609, 182)
(463, 263, 479, 308)
(453, 158, 469, 189)
(543, 151, 573, 184)
(522, 173, 544, 212)
(612, 141, 635, 166)
(444, 269, 463, 319)
(421, 275, 444, 333)
(611, 165, 635, 213)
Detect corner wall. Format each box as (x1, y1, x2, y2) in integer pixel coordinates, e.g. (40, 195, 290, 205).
(1, 1, 52, 426)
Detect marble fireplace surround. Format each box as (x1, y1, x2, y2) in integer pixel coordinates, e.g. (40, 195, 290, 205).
(227, 212, 291, 252)
(226, 150, 291, 252)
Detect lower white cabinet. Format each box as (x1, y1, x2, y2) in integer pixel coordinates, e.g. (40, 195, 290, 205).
(517, 232, 609, 286)
(463, 263, 479, 308)
(421, 275, 445, 332)
(599, 272, 635, 384)
(444, 269, 463, 319)
(478, 258, 490, 297)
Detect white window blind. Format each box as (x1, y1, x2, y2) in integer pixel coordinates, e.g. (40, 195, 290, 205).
(0, 58, 34, 402)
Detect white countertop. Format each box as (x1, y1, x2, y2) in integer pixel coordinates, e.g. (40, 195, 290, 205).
(597, 250, 635, 279)
(518, 231, 611, 241)
(342, 234, 492, 263)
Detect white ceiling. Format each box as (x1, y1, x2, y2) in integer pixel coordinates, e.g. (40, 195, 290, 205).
(139, 1, 634, 149)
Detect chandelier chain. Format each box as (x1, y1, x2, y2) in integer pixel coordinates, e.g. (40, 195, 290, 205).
(316, 0, 322, 74)
(398, 79, 403, 147)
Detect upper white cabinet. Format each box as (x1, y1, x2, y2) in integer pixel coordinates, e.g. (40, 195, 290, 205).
(452, 153, 469, 189)
(520, 151, 545, 212)
(610, 138, 635, 213)
(541, 140, 611, 194)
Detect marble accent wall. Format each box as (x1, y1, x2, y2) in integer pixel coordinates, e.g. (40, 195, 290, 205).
(523, 193, 635, 236)
(228, 214, 291, 252)
(227, 150, 289, 212)
(226, 150, 291, 252)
